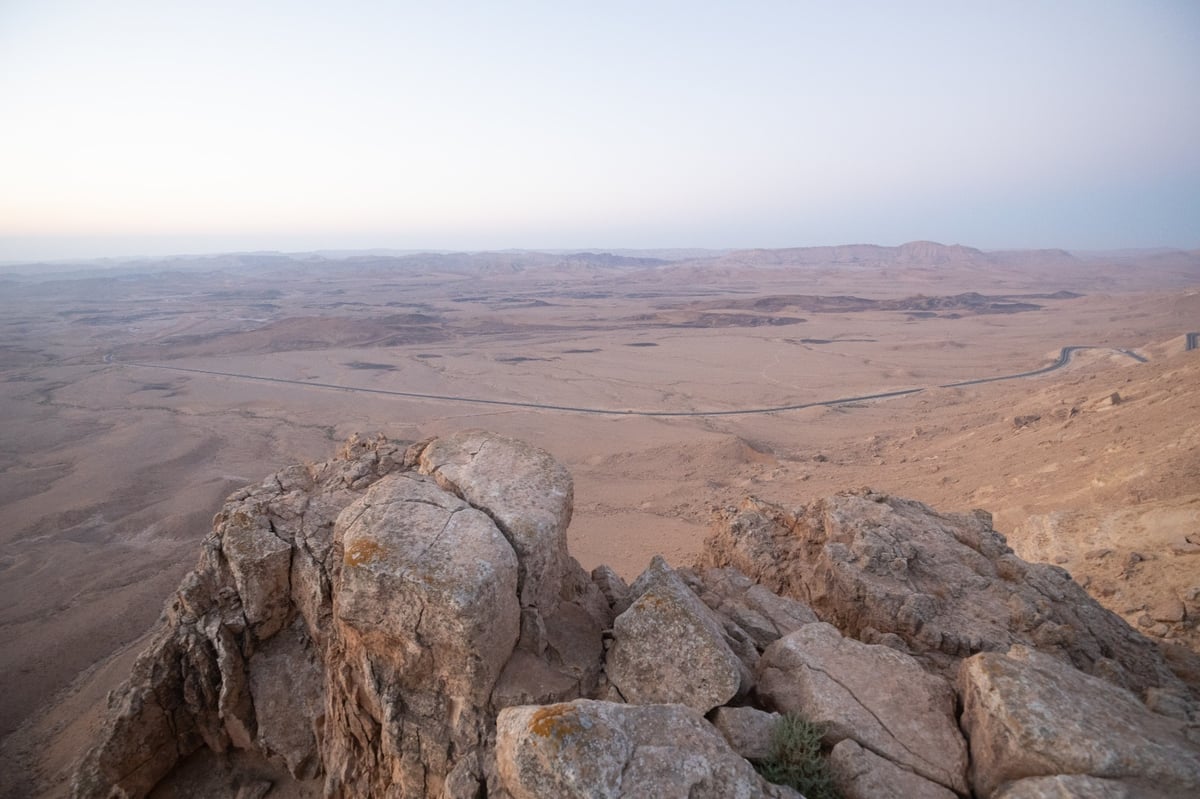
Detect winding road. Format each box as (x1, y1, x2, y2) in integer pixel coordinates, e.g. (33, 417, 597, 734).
(121, 343, 1158, 418)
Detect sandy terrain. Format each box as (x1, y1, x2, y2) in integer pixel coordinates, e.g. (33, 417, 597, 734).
(1, 244, 1198, 796)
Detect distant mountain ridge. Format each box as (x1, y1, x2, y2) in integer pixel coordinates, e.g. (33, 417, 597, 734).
(4, 243, 1198, 290)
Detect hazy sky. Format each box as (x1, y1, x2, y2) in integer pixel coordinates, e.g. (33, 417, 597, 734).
(2, 1, 1198, 261)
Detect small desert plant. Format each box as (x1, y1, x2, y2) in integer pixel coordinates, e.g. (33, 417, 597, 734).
(754, 713, 840, 799)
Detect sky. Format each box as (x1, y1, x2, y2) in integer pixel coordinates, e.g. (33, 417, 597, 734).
(1, 1, 1198, 262)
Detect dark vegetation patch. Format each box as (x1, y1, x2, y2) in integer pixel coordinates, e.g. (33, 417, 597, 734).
(71, 311, 168, 325)
(496, 356, 553, 363)
(673, 313, 806, 328)
(415, 353, 442, 359)
(205, 289, 284, 300)
(0, 347, 54, 368)
(754, 714, 840, 799)
(625, 342, 658, 347)
(563, 348, 601, 354)
(686, 290, 1061, 316)
(344, 361, 397, 371)
(494, 298, 552, 307)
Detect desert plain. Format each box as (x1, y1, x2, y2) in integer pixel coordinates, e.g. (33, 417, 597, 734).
(1, 242, 1198, 796)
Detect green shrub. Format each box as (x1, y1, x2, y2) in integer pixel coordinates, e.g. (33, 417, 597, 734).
(754, 713, 840, 799)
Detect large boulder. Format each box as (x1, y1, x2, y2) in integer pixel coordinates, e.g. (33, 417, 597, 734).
(495, 700, 800, 799)
(701, 490, 1188, 699)
(757, 622, 969, 795)
(417, 429, 574, 649)
(322, 472, 521, 797)
(959, 645, 1200, 798)
(605, 557, 750, 713)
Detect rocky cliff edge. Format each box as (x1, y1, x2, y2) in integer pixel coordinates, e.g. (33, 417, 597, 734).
(72, 431, 1200, 798)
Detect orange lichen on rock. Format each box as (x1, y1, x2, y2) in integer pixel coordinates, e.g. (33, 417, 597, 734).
(344, 538, 386, 567)
(528, 704, 589, 744)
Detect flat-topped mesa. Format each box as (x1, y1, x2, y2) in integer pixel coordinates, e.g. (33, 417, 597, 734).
(72, 433, 1200, 799)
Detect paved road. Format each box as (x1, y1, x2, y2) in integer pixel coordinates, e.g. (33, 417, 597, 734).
(940, 345, 1145, 388)
(121, 343, 1151, 418)
(1187, 332, 1199, 351)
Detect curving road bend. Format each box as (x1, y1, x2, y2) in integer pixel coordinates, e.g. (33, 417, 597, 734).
(119, 344, 1157, 418)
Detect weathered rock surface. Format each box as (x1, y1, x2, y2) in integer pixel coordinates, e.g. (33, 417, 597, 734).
(72, 434, 407, 799)
(72, 435, 1199, 799)
(323, 472, 521, 797)
(681, 566, 819, 650)
(757, 622, 969, 794)
(605, 557, 750, 712)
(829, 738, 958, 799)
(418, 429, 574, 650)
(701, 490, 1188, 699)
(495, 700, 800, 799)
(71, 432, 595, 799)
(993, 774, 1172, 799)
(959, 645, 1200, 798)
(710, 706, 780, 761)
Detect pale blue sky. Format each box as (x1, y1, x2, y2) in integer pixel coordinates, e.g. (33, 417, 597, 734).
(1, 1, 1198, 261)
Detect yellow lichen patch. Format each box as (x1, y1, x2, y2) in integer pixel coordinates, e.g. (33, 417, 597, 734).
(634, 592, 669, 611)
(344, 538, 386, 567)
(528, 704, 587, 744)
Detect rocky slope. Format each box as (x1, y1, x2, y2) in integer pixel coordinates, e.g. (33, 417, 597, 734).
(72, 431, 1200, 798)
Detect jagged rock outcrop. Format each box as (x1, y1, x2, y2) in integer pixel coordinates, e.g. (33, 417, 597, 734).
(700, 490, 1188, 700)
(71, 431, 608, 799)
(73, 435, 1200, 799)
(72, 434, 407, 798)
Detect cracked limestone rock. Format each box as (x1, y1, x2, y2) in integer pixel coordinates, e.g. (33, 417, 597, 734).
(495, 700, 802, 799)
(756, 622, 968, 795)
(959, 646, 1200, 798)
(829, 739, 958, 799)
(323, 472, 521, 797)
(417, 428, 573, 649)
